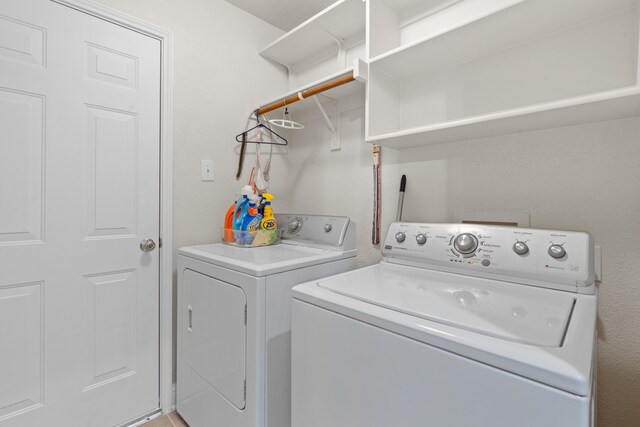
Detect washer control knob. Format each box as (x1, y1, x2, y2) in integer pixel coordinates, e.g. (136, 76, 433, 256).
(288, 218, 303, 234)
(324, 223, 332, 233)
(548, 244, 566, 259)
(454, 233, 478, 254)
(416, 234, 427, 245)
(513, 241, 529, 256)
(395, 232, 406, 243)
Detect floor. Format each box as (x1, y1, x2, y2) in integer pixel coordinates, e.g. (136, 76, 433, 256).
(142, 411, 189, 427)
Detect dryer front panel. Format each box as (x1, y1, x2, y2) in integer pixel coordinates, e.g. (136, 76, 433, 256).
(183, 269, 247, 410)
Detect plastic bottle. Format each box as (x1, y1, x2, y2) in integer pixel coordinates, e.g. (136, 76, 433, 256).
(232, 185, 254, 241)
(224, 203, 236, 242)
(259, 193, 278, 245)
(257, 193, 265, 217)
(240, 193, 262, 245)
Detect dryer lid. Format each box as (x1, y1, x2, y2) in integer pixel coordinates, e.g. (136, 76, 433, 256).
(318, 263, 575, 347)
(179, 243, 355, 276)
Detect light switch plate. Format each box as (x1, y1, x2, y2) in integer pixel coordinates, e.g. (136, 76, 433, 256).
(201, 160, 214, 181)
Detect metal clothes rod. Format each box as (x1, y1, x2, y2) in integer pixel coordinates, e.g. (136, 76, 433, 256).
(257, 73, 355, 115)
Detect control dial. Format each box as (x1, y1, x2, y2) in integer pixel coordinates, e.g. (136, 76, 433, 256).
(513, 241, 529, 256)
(548, 244, 566, 259)
(324, 223, 332, 233)
(416, 234, 427, 245)
(454, 233, 478, 255)
(395, 232, 406, 243)
(288, 218, 303, 234)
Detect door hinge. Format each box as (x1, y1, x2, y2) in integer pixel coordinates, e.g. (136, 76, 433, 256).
(158, 237, 163, 248)
(244, 304, 247, 325)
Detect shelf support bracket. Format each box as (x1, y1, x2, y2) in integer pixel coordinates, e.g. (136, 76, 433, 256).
(312, 95, 340, 151)
(284, 64, 294, 92)
(323, 30, 347, 69)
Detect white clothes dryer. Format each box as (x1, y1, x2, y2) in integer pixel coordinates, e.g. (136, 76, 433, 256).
(177, 214, 357, 427)
(292, 223, 597, 427)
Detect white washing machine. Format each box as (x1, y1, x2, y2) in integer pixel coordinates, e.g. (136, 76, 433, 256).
(177, 214, 357, 427)
(292, 223, 597, 427)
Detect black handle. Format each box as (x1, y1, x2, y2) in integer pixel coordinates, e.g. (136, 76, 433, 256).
(399, 175, 406, 192)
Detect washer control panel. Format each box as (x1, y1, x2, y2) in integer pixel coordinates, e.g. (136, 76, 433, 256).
(382, 223, 594, 291)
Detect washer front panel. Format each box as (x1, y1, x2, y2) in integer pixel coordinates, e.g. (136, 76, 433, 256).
(292, 299, 591, 427)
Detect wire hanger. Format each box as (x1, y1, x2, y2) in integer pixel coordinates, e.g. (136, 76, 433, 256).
(235, 110, 288, 146)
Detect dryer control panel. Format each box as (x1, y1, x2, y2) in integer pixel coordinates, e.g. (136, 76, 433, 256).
(276, 214, 356, 251)
(382, 223, 594, 293)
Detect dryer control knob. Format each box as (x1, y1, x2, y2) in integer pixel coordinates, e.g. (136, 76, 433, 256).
(416, 234, 427, 245)
(548, 244, 566, 259)
(288, 218, 303, 234)
(513, 241, 529, 255)
(454, 233, 478, 254)
(395, 232, 406, 243)
(324, 223, 332, 233)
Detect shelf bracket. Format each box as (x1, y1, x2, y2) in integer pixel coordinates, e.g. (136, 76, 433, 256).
(323, 30, 347, 69)
(312, 95, 340, 151)
(284, 64, 294, 92)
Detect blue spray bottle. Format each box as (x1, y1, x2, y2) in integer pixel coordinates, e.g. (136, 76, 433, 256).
(233, 185, 254, 240)
(240, 193, 262, 245)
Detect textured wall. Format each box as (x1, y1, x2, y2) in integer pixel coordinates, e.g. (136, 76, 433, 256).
(286, 97, 640, 426)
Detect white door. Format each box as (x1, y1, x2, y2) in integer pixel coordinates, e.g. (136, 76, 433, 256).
(0, 0, 161, 425)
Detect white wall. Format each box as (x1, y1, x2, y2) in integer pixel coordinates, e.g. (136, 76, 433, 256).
(287, 97, 640, 426)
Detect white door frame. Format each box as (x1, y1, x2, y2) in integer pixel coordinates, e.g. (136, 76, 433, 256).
(52, 0, 175, 415)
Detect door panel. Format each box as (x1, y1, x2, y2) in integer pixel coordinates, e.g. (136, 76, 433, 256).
(0, 88, 44, 243)
(86, 105, 138, 238)
(83, 270, 138, 390)
(0, 1, 161, 426)
(86, 42, 139, 89)
(0, 15, 45, 67)
(0, 283, 43, 420)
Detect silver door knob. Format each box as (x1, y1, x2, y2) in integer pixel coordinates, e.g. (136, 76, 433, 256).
(140, 238, 156, 252)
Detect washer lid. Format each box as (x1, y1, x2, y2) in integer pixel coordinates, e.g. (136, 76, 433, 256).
(318, 263, 575, 347)
(178, 243, 354, 276)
